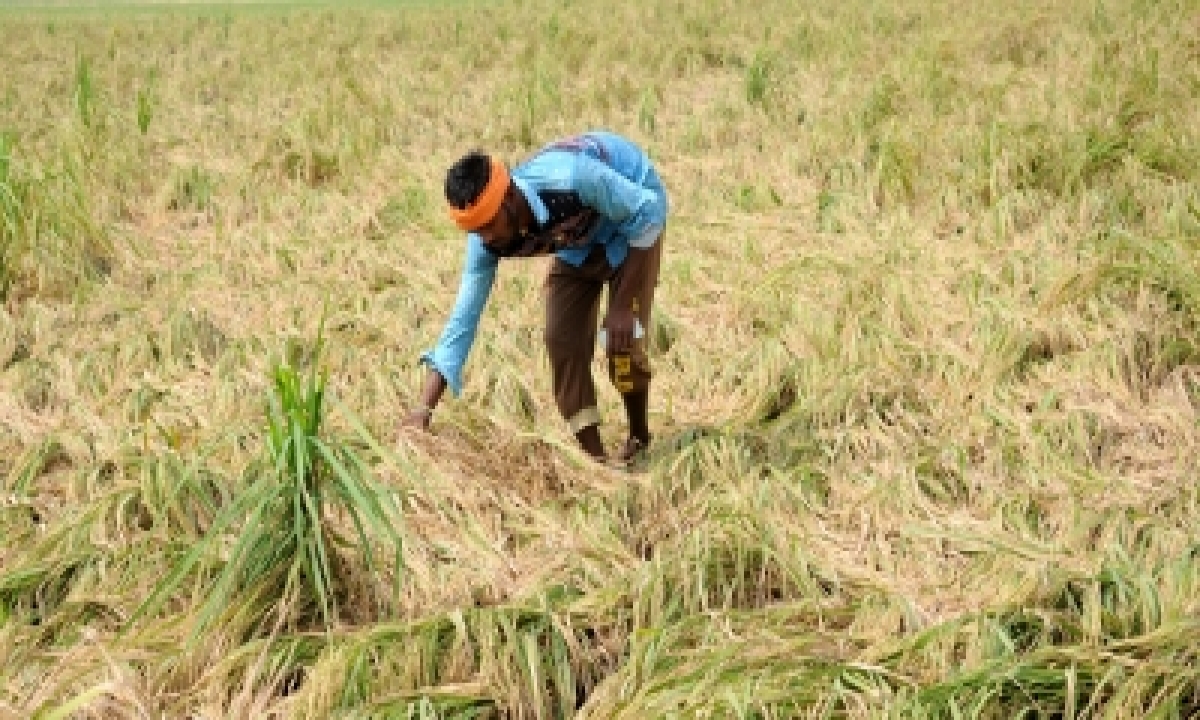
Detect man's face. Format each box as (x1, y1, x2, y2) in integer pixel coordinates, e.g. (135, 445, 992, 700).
(476, 190, 521, 254)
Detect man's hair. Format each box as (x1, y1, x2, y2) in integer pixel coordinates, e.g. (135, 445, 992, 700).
(445, 151, 492, 210)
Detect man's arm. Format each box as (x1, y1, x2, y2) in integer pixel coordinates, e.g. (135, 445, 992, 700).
(572, 155, 660, 232)
(403, 368, 447, 429)
(405, 234, 498, 427)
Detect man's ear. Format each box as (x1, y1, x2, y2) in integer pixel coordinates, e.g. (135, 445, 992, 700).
(504, 182, 522, 204)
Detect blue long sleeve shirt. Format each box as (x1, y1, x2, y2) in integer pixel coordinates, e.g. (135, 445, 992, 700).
(421, 131, 668, 396)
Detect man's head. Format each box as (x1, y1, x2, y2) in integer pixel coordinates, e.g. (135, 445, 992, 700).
(445, 151, 524, 253)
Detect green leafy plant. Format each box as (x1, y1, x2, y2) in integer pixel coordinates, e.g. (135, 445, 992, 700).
(133, 323, 404, 635)
(136, 87, 153, 135)
(745, 49, 773, 106)
(168, 165, 215, 212)
(0, 132, 24, 296)
(0, 133, 109, 300)
(74, 54, 94, 127)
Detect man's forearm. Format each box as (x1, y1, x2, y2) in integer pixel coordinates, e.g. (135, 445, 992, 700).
(419, 368, 448, 411)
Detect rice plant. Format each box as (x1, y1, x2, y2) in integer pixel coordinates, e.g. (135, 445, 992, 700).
(132, 327, 405, 636)
(0, 133, 109, 300)
(74, 54, 95, 128)
(135, 87, 152, 135)
(744, 49, 773, 107)
(0, 133, 26, 297)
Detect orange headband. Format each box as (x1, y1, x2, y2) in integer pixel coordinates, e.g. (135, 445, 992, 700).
(448, 158, 509, 231)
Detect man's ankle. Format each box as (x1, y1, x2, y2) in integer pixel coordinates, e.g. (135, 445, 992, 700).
(616, 434, 650, 464)
(620, 390, 651, 449)
(574, 424, 607, 459)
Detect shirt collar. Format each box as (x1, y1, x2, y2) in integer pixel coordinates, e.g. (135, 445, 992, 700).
(511, 176, 548, 228)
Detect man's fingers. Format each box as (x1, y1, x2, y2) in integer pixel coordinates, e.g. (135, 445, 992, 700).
(400, 410, 432, 431)
(603, 312, 637, 353)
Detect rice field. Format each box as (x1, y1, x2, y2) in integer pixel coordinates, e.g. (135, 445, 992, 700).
(1, 0, 1199, 717)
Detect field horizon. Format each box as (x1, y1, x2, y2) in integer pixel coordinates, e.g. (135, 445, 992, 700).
(2, 0, 1198, 717)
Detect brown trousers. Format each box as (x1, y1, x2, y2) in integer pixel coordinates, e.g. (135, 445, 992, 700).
(543, 235, 664, 433)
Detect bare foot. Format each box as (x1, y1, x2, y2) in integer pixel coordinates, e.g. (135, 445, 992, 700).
(611, 435, 651, 468)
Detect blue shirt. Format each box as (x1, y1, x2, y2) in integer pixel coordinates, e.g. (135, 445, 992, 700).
(421, 131, 668, 396)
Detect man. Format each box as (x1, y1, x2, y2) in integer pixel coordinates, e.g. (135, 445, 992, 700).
(403, 130, 668, 465)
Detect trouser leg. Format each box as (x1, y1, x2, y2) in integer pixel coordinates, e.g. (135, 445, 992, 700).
(606, 232, 664, 451)
(544, 249, 608, 434)
(604, 231, 664, 398)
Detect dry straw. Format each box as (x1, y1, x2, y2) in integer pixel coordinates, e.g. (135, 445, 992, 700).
(1, 0, 1198, 716)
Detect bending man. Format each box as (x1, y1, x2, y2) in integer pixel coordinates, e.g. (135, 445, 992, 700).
(404, 131, 668, 465)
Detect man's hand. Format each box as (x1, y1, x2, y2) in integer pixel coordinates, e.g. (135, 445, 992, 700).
(399, 369, 447, 435)
(603, 307, 638, 354)
(401, 407, 433, 430)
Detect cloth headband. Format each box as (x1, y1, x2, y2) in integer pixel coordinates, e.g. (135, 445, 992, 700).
(448, 158, 508, 231)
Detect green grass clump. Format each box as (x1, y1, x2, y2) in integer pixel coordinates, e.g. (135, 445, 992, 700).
(133, 333, 405, 637)
(0, 133, 110, 301)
